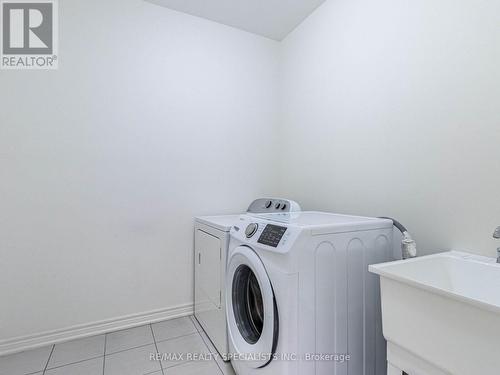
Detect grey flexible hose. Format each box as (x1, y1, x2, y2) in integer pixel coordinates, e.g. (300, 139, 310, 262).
(378, 217, 417, 259)
(378, 217, 407, 233)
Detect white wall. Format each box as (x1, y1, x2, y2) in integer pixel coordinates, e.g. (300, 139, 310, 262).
(2, 0, 499, 352)
(0, 0, 280, 345)
(279, 0, 500, 256)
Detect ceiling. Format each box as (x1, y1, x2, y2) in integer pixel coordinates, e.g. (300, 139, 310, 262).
(146, 0, 327, 41)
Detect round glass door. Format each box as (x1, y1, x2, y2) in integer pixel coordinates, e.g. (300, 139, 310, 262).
(226, 246, 278, 369)
(232, 264, 264, 344)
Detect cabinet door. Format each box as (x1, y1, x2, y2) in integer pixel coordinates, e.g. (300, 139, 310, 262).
(195, 229, 222, 309)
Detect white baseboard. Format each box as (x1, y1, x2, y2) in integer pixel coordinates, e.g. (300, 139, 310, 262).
(0, 303, 194, 356)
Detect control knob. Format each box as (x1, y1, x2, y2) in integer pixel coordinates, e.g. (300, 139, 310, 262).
(245, 223, 259, 238)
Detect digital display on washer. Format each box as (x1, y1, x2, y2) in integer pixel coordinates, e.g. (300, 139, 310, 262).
(257, 224, 287, 247)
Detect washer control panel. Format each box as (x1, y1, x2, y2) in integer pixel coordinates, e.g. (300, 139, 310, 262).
(257, 224, 287, 248)
(247, 198, 301, 214)
(232, 215, 300, 254)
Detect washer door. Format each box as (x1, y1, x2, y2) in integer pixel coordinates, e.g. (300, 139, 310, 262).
(226, 246, 278, 369)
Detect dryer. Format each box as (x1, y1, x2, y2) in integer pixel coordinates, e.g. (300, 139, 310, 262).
(194, 215, 240, 361)
(226, 211, 395, 375)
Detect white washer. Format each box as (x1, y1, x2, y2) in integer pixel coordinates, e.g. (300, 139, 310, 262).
(194, 198, 300, 361)
(226, 212, 394, 375)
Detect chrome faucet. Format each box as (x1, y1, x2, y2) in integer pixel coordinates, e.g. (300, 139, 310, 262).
(494, 227, 500, 263)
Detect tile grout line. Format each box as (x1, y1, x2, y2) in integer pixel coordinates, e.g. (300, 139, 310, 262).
(41, 334, 108, 372)
(105, 341, 155, 356)
(189, 316, 201, 333)
(101, 330, 198, 357)
(157, 317, 202, 372)
(11, 319, 201, 375)
(197, 332, 225, 375)
(149, 324, 165, 375)
(40, 334, 107, 373)
(159, 357, 210, 372)
(154, 331, 200, 345)
(44, 355, 105, 371)
(102, 333, 107, 375)
(98, 334, 197, 359)
(41, 344, 55, 375)
(189, 316, 225, 375)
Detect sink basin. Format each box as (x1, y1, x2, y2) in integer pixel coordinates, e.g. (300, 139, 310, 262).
(369, 251, 500, 375)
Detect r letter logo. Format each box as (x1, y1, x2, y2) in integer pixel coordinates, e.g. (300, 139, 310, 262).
(1, 0, 58, 69)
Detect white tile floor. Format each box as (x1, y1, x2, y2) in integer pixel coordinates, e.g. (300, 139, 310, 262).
(0, 316, 235, 375)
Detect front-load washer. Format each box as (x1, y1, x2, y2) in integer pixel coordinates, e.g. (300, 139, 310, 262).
(226, 211, 395, 375)
(194, 198, 300, 361)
